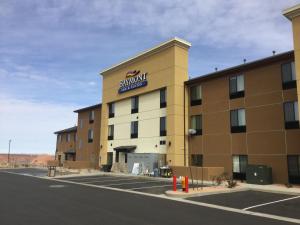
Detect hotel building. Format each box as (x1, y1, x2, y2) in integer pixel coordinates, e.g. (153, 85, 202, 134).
(53, 4, 300, 184)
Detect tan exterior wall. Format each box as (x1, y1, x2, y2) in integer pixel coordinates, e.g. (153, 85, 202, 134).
(55, 131, 76, 161)
(76, 106, 101, 168)
(99, 39, 190, 167)
(188, 58, 299, 183)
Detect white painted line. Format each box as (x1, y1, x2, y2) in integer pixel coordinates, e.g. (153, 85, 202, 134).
(130, 184, 173, 190)
(243, 195, 300, 211)
(64, 176, 126, 182)
(68, 177, 134, 183)
(83, 178, 139, 184)
(105, 180, 164, 187)
(2, 171, 300, 224)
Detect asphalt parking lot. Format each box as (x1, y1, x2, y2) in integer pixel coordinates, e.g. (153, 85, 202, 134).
(0, 169, 297, 225)
(188, 190, 300, 220)
(59, 174, 188, 195)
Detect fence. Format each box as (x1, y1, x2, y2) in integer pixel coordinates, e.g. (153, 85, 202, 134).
(171, 166, 224, 181)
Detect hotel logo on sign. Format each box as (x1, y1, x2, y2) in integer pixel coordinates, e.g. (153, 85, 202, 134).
(119, 70, 148, 94)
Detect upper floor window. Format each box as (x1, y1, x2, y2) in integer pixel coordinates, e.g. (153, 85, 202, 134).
(230, 109, 246, 133)
(131, 96, 139, 114)
(57, 135, 62, 143)
(108, 103, 115, 118)
(282, 62, 296, 90)
(229, 74, 244, 99)
(88, 129, 93, 143)
(190, 154, 203, 167)
(74, 133, 77, 142)
(79, 119, 83, 129)
(160, 88, 167, 108)
(108, 125, 114, 140)
(190, 85, 202, 106)
(66, 133, 71, 142)
(160, 117, 166, 136)
(284, 101, 299, 129)
(190, 115, 202, 135)
(89, 110, 95, 123)
(131, 121, 138, 139)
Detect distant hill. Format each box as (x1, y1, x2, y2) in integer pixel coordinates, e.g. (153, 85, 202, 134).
(0, 154, 54, 167)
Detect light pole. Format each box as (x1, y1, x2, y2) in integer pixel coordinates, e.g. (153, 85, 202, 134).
(8, 139, 11, 164)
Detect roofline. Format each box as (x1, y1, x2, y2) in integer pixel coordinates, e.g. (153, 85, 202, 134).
(283, 4, 300, 21)
(74, 103, 102, 113)
(100, 37, 191, 75)
(54, 126, 77, 135)
(185, 50, 294, 85)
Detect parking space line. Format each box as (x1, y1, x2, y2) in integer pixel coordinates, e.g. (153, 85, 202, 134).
(105, 180, 166, 187)
(83, 178, 139, 184)
(243, 195, 300, 211)
(63, 176, 125, 182)
(130, 184, 174, 190)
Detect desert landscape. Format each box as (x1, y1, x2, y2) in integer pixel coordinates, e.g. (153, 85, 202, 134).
(0, 154, 54, 168)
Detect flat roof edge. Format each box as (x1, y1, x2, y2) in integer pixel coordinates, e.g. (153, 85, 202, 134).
(283, 4, 300, 20)
(100, 37, 191, 75)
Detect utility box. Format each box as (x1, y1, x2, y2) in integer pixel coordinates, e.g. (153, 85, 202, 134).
(246, 165, 272, 185)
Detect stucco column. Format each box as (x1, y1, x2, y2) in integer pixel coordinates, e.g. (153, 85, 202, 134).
(284, 4, 300, 122)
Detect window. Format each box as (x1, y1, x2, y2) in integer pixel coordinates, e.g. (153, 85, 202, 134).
(284, 101, 299, 129)
(160, 140, 166, 145)
(230, 109, 246, 133)
(287, 155, 300, 184)
(88, 129, 93, 143)
(232, 155, 248, 180)
(160, 88, 167, 108)
(66, 133, 71, 142)
(131, 96, 139, 114)
(229, 74, 244, 99)
(115, 151, 119, 163)
(74, 133, 77, 142)
(282, 62, 296, 90)
(58, 135, 62, 143)
(89, 110, 95, 123)
(190, 85, 202, 106)
(108, 103, 115, 118)
(190, 154, 203, 167)
(160, 117, 166, 136)
(131, 121, 138, 138)
(108, 125, 114, 140)
(190, 115, 202, 135)
(79, 119, 83, 129)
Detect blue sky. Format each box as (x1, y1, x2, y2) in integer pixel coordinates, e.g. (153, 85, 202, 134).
(0, 0, 298, 154)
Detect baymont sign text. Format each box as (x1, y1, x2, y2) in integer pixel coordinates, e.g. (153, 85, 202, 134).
(119, 70, 148, 94)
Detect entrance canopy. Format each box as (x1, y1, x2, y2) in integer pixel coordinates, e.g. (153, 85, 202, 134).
(113, 146, 136, 152)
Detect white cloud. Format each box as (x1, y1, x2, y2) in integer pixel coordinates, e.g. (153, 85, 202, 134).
(0, 95, 81, 154)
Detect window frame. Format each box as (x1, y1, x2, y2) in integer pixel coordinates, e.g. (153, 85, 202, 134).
(88, 129, 93, 143)
(232, 155, 248, 180)
(230, 108, 246, 133)
(190, 154, 203, 167)
(131, 96, 139, 114)
(282, 61, 297, 90)
(108, 103, 115, 118)
(229, 74, 245, 99)
(190, 115, 202, 135)
(131, 121, 138, 139)
(284, 101, 299, 129)
(190, 85, 202, 106)
(160, 88, 167, 108)
(108, 125, 114, 140)
(160, 117, 167, 136)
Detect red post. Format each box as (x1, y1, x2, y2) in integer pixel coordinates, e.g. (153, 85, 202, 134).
(173, 176, 177, 191)
(185, 176, 189, 193)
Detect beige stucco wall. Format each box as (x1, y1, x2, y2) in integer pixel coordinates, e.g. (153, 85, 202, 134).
(99, 39, 190, 167)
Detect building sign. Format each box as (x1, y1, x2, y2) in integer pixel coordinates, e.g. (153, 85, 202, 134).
(119, 70, 148, 93)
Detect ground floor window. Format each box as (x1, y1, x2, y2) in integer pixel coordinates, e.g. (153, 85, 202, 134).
(190, 154, 203, 167)
(232, 155, 248, 180)
(288, 155, 300, 184)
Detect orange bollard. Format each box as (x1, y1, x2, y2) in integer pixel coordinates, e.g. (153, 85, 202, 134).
(181, 176, 186, 191)
(173, 176, 177, 191)
(185, 176, 189, 193)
